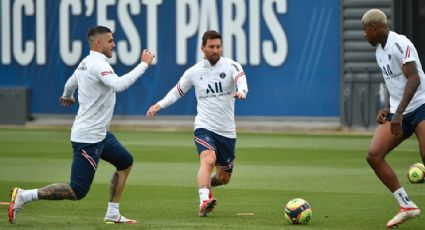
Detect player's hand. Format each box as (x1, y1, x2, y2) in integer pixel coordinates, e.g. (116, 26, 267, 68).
(59, 96, 75, 107)
(390, 112, 403, 137)
(147, 103, 161, 118)
(376, 108, 388, 124)
(141, 49, 155, 65)
(233, 91, 246, 100)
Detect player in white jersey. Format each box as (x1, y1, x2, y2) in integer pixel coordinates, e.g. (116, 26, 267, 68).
(146, 30, 248, 217)
(8, 26, 155, 224)
(362, 9, 424, 228)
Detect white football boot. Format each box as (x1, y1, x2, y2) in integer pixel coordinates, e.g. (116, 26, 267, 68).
(386, 207, 421, 228)
(104, 215, 137, 224)
(8, 187, 25, 224)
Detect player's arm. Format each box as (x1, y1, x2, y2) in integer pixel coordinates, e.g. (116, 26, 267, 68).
(98, 49, 154, 92)
(231, 62, 248, 99)
(391, 44, 421, 136)
(397, 61, 420, 114)
(147, 72, 193, 118)
(60, 73, 77, 107)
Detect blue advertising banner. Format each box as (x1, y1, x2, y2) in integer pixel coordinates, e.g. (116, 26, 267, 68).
(0, 0, 340, 117)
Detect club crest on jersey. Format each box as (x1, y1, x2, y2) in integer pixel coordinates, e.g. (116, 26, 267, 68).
(78, 62, 87, 71)
(219, 72, 226, 78)
(388, 54, 391, 60)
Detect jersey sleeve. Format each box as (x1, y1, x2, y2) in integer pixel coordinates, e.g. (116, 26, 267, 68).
(92, 61, 149, 92)
(62, 72, 78, 99)
(231, 61, 248, 96)
(158, 71, 193, 109)
(393, 38, 416, 65)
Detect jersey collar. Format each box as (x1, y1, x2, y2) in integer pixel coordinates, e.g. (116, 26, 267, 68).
(89, 50, 108, 61)
(202, 56, 223, 68)
(382, 31, 395, 51)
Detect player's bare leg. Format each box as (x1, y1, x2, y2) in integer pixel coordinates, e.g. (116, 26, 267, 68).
(38, 183, 78, 200)
(367, 122, 403, 192)
(104, 166, 136, 224)
(367, 122, 420, 228)
(211, 167, 232, 187)
(385, 121, 425, 228)
(9, 183, 77, 223)
(198, 150, 217, 217)
(109, 166, 132, 203)
(415, 121, 425, 165)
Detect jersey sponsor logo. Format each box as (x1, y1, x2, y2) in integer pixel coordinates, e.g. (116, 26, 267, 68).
(206, 82, 223, 94)
(100, 70, 114, 77)
(381, 64, 403, 80)
(381, 64, 393, 76)
(201, 81, 232, 99)
(395, 42, 404, 54)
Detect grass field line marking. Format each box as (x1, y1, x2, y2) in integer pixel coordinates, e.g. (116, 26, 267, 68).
(236, 213, 255, 216)
(0, 201, 10, 206)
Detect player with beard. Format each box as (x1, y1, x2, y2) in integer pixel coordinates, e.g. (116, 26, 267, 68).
(8, 26, 155, 224)
(146, 30, 248, 217)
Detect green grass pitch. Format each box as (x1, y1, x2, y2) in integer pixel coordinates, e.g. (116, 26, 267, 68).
(0, 128, 424, 229)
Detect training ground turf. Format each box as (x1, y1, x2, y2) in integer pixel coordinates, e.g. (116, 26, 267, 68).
(0, 128, 424, 229)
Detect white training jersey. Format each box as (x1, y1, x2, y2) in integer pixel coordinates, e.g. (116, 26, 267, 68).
(376, 31, 425, 114)
(62, 51, 148, 143)
(158, 57, 248, 138)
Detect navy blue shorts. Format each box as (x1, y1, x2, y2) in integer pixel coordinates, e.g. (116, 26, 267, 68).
(70, 132, 133, 199)
(194, 128, 236, 172)
(386, 103, 425, 139)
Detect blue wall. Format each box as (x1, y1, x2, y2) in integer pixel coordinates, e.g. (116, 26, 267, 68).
(0, 0, 340, 117)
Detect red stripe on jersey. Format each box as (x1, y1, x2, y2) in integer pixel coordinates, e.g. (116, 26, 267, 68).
(100, 71, 113, 76)
(176, 82, 184, 96)
(194, 137, 215, 150)
(405, 46, 410, 59)
(81, 149, 97, 170)
(235, 72, 245, 82)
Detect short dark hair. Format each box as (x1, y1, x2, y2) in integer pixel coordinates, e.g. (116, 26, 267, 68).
(202, 30, 222, 46)
(87, 26, 112, 44)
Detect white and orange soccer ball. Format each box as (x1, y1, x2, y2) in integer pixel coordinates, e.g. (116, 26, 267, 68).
(407, 163, 425, 183)
(284, 198, 312, 224)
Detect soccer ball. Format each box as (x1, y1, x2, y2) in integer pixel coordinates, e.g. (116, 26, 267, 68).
(411, 163, 425, 172)
(407, 163, 425, 183)
(284, 198, 312, 224)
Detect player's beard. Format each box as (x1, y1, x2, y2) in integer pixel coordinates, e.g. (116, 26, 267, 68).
(105, 49, 113, 58)
(207, 54, 220, 66)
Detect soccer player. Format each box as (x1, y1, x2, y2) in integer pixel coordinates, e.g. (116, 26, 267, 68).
(362, 9, 424, 228)
(146, 30, 248, 217)
(8, 26, 155, 224)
